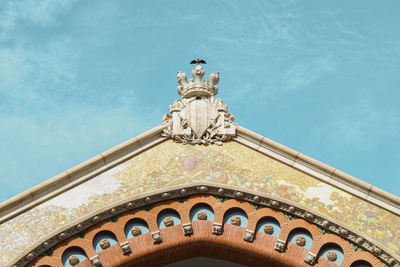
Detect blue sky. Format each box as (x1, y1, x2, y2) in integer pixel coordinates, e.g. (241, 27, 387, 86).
(0, 0, 399, 202)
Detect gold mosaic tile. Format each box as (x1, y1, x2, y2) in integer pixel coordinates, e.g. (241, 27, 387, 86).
(0, 140, 399, 265)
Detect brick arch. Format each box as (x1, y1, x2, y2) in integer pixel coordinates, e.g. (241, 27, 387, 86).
(27, 194, 388, 267)
(26, 256, 58, 267)
(215, 198, 255, 224)
(183, 194, 221, 223)
(117, 209, 152, 239)
(309, 234, 353, 266)
(251, 207, 289, 231)
(52, 238, 91, 267)
(279, 219, 322, 243)
(150, 201, 183, 230)
(84, 221, 122, 257)
(345, 251, 382, 267)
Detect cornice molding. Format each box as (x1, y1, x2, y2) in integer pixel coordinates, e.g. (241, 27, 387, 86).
(235, 126, 400, 216)
(0, 125, 167, 224)
(1, 124, 399, 228)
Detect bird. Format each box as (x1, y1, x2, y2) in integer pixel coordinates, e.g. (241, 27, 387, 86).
(190, 59, 207, 65)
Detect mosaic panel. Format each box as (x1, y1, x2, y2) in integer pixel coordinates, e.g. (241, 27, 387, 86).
(0, 140, 399, 265)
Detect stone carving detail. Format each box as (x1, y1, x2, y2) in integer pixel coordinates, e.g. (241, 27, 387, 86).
(68, 255, 80, 266)
(264, 224, 274, 235)
(164, 217, 174, 227)
(296, 236, 306, 246)
(90, 255, 102, 267)
(275, 239, 286, 252)
(120, 241, 131, 255)
(131, 226, 142, 236)
(99, 238, 110, 249)
(327, 251, 337, 262)
(162, 63, 236, 145)
(182, 223, 193, 235)
(339, 228, 348, 236)
(243, 230, 254, 242)
(212, 223, 223, 235)
(231, 216, 241, 226)
(152, 231, 162, 244)
(197, 211, 207, 220)
(304, 252, 317, 265)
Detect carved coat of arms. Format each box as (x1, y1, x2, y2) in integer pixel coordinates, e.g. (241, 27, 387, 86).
(162, 63, 236, 145)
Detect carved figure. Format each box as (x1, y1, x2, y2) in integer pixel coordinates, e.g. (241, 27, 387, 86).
(99, 238, 110, 249)
(68, 255, 80, 266)
(264, 224, 274, 235)
(131, 226, 142, 236)
(296, 236, 306, 246)
(164, 217, 174, 227)
(231, 216, 241, 226)
(327, 251, 337, 261)
(197, 211, 207, 220)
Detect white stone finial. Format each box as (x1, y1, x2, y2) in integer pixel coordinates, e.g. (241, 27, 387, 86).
(162, 62, 236, 145)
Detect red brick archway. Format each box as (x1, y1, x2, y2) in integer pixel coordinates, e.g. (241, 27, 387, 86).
(29, 194, 382, 267)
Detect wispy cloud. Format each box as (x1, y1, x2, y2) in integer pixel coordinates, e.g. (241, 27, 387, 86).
(279, 55, 338, 91)
(315, 97, 400, 152)
(0, 0, 80, 40)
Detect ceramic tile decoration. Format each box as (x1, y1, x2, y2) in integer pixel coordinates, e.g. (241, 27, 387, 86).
(0, 140, 399, 265)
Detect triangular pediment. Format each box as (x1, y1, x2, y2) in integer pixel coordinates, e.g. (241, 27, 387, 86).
(1, 63, 399, 267)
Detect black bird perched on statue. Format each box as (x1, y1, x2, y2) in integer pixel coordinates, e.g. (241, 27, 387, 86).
(190, 59, 207, 65)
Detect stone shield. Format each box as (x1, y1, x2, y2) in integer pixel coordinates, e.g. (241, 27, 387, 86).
(181, 99, 219, 139)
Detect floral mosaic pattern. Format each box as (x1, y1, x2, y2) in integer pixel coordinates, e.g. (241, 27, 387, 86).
(0, 140, 399, 265)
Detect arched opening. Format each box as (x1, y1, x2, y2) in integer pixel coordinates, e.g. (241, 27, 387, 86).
(93, 230, 118, 253)
(190, 203, 214, 221)
(223, 208, 248, 227)
(61, 247, 88, 267)
(157, 209, 181, 228)
(318, 243, 344, 265)
(350, 260, 373, 267)
(124, 218, 149, 239)
(255, 216, 281, 237)
(287, 228, 313, 250)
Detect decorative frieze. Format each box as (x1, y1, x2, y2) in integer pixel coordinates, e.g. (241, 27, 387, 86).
(13, 184, 399, 267)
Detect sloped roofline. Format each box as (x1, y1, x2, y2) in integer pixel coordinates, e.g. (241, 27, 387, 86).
(1, 124, 399, 224)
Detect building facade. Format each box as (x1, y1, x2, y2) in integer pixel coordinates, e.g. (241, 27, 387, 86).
(0, 63, 399, 267)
